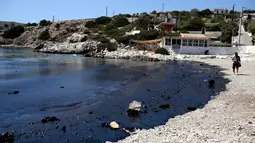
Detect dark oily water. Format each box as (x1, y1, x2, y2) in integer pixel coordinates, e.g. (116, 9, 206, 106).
(0, 48, 229, 143)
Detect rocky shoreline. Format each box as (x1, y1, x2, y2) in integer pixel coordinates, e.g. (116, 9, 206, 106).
(0, 33, 234, 62)
(0, 44, 32, 49)
(110, 58, 255, 143)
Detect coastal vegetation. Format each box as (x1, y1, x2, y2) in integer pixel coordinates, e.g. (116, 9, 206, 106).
(2, 25, 24, 39)
(39, 19, 52, 26)
(155, 48, 169, 55)
(0, 8, 251, 48)
(38, 29, 51, 40)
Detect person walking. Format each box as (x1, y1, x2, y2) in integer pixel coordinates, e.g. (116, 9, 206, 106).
(232, 52, 241, 74)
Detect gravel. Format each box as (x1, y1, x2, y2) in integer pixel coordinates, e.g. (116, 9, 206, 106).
(108, 58, 255, 143)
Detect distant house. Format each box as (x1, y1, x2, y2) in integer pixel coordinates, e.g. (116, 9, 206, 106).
(242, 13, 255, 20)
(156, 12, 174, 22)
(214, 8, 228, 14)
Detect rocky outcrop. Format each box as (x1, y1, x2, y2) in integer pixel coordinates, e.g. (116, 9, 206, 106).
(67, 33, 88, 43)
(97, 48, 175, 61)
(38, 40, 101, 54)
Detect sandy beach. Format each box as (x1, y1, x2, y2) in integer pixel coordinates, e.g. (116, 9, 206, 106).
(112, 57, 255, 143)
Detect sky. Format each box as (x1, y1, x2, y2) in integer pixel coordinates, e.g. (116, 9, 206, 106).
(0, 0, 254, 23)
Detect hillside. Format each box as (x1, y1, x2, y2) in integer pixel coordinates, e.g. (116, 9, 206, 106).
(0, 21, 24, 27)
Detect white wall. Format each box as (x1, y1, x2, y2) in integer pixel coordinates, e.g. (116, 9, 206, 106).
(165, 46, 239, 55)
(239, 46, 255, 54)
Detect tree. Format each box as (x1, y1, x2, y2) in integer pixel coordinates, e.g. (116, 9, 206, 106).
(95, 16, 112, 25)
(220, 22, 238, 43)
(135, 15, 152, 30)
(182, 17, 205, 31)
(151, 10, 157, 15)
(39, 19, 52, 26)
(190, 8, 200, 17)
(3, 25, 25, 39)
(248, 21, 255, 35)
(135, 30, 160, 40)
(171, 11, 180, 17)
(4, 24, 8, 28)
(199, 9, 213, 18)
(26, 22, 38, 26)
(112, 16, 130, 27)
(244, 21, 249, 31)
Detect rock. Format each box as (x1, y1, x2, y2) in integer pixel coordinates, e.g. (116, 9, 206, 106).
(62, 126, 67, 133)
(187, 107, 197, 111)
(60, 86, 64, 88)
(88, 111, 93, 114)
(8, 91, 19, 95)
(159, 104, 170, 109)
(208, 79, 215, 88)
(128, 101, 142, 111)
(0, 132, 14, 143)
(109, 121, 120, 129)
(34, 43, 45, 50)
(67, 33, 88, 43)
(39, 40, 100, 54)
(29, 122, 35, 125)
(41, 116, 60, 123)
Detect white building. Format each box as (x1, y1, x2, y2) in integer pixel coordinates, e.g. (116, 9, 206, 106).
(161, 33, 238, 55)
(214, 8, 228, 14)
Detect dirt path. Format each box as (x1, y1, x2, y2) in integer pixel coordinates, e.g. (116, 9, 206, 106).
(111, 58, 255, 143)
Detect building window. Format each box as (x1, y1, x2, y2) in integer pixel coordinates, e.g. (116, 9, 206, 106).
(205, 40, 208, 47)
(172, 39, 177, 45)
(188, 39, 193, 46)
(199, 40, 204, 47)
(165, 38, 171, 46)
(182, 39, 188, 46)
(193, 40, 199, 47)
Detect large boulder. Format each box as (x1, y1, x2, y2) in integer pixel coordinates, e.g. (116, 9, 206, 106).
(67, 33, 88, 43)
(39, 40, 100, 54)
(127, 101, 142, 117)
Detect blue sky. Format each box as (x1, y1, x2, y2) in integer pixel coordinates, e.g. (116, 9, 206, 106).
(0, 0, 254, 23)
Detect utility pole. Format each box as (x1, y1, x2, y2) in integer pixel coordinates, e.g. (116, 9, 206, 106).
(106, 6, 108, 16)
(162, 3, 165, 12)
(238, 7, 243, 45)
(178, 13, 181, 32)
(232, 4, 235, 22)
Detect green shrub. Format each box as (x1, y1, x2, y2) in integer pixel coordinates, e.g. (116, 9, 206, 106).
(135, 30, 160, 40)
(135, 45, 147, 51)
(112, 16, 130, 27)
(95, 16, 112, 25)
(155, 48, 169, 55)
(38, 29, 50, 40)
(85, 21, 96, 28)
(248, 21, 255, 35)
(97, 42, 117, 52)
(55, 23, 61, 29)
(116, 35, 132, 45)
(3, 25, 25, 39)
(98, 37, 110, 43)
(26, 22, 38, 26)
(39, 19, 52, 26)
(106, 43, 117, 51)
